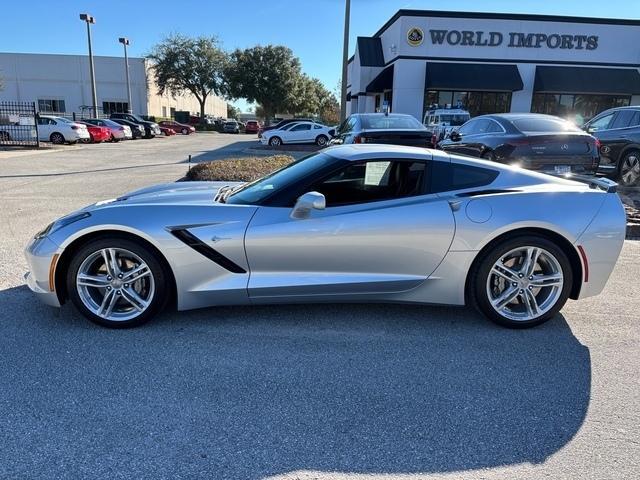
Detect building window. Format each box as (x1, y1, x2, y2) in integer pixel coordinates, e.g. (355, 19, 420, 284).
(170, 107, 176, 118)
(38, 99, 66, 113)
(102, 102, 129, 115)
(531, 93, 631, 124)
(424, 91, 511, 118)
(162, 106, 167, 118)
(383, 91, 393, 112)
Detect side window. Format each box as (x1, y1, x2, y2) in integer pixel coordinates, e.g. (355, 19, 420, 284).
(610, 110, 639, 129)
(458, 120, 478, 135)
(473, 119, 495, 134)
(486, 120, 503, 133)
(291, 124, 311, 132)
(587, 113, 614, 132)
(312, 160, 428, 207)
(313, 124, 322, 129)
(280, 123, 297, 131)
(431, 162, 499, 193)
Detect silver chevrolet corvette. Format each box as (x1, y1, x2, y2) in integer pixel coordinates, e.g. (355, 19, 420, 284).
(25, 145, 626, 329)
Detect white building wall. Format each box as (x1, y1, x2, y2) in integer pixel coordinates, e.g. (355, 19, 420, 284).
(511, 64, 536, 112)
(391, 59, 426, 119)
(0, 52, 227, 118)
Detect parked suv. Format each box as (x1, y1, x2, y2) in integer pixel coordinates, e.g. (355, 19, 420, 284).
(110, 113, 161, 138)
(584, 106, 640, 186)
(423, 107, 470, 146)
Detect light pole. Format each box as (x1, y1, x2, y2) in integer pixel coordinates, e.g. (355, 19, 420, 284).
(79, 13, 98, 117)
(340, 0, 351, 122)
(119, 37, 132, 113)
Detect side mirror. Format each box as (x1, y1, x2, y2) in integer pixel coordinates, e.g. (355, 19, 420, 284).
(450, 131, 462, 142)
(291, 192, 326, 219)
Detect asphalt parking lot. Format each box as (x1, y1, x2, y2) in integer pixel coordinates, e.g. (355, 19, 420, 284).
(0, 134, 639, 479)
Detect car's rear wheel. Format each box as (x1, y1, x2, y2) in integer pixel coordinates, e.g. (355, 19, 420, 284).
(50, 132, 65, 144)
(315, 135, 328, 146)
(269, 136, 282, 146)
(619, 150, 640, 186)
(470, 235, 572, 328)
(181, 128, 188, 135)
(66, 238, 169, 328)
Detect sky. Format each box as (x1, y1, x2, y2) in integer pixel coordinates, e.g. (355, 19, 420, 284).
(2, 0, 640, 112)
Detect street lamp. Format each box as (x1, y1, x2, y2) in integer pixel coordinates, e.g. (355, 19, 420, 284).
(79, 13, 98, 118)
(340, 0, 351, 122)
(119, 37, 132, 113)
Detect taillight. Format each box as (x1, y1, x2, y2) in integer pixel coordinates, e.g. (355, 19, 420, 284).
(594, 138, 601, 150)
(119, 127, 125, 131)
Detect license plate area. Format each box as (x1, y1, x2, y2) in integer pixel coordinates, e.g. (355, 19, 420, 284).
(554, 165, 571, 174)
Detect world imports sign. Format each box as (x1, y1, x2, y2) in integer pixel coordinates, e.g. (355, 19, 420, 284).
(421, 29, 599, 50)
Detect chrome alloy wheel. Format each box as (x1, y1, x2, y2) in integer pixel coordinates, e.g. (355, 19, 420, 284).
(486, 246, 564, 322)
(620, 153, 640, 186)
(76, 248, 155, 321)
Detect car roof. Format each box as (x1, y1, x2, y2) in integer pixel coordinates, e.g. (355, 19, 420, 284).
(482, 113, 567, 122)
(426, 109, 469, 114)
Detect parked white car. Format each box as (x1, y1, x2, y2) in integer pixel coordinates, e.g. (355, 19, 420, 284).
(37, 115, 90, 144)
(260, 121, 335, 147)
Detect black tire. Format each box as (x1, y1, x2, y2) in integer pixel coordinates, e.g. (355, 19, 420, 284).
(66, 237, 169, 328)
(50, 132, 65, 144)
(181, 128, 189, 135)
(269, 136, 282, 146)
(315, 135, 328, 146)
(110, 135, 120, 143)
(469, 235, 573, 329)
(618, 150, 640, 186)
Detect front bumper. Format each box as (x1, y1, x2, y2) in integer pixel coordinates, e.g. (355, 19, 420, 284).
(24, 236, 62, 308)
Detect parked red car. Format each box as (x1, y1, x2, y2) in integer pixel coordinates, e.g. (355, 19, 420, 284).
(245, 120, 261, 134)
(77, 121, 111, 143)
(160, 126, 176, 136)
(158, 120, 196, 135)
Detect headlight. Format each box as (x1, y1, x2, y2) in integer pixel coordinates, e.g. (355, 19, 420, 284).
(34, 212, 90, 239)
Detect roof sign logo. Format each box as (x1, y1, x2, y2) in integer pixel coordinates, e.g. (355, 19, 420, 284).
(407, 27, 424, 46)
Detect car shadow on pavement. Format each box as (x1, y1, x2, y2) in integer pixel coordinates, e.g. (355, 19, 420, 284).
(0, 285, 590, 479)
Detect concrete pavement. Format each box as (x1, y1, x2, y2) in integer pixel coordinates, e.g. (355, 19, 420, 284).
(0, 134, 638, 479)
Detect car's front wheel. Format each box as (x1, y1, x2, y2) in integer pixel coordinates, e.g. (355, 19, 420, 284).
(269, 136, 282, 146)
(181, 128, 188, 135)
(66, 237, 169, 328)
(470, 235, 572, 328)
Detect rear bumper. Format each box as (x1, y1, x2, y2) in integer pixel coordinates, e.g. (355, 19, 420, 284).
(575, 193, 626, 299)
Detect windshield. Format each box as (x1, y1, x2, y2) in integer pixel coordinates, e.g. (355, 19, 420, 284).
(102, 119, 121, 128)
(226, 152, 337, 205)
(439, 114, 470, 126)
(361, 114, 425, 130)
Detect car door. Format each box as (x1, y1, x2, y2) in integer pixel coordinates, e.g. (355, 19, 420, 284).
(584, 111, 617, 169)
(36, 118, 53, 140)
(287, 123, 312, 143)
(592, 110, 640, 171)
(244, 158, 455, 300)
(440, 119, 481, 156)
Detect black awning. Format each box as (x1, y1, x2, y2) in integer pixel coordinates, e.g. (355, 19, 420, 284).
(426, 62, 524, 91)
(366, 65, 394, 93)
(357, 37, 385, 67)
(346, 92, 352, 101)
(534, 66, 640, 95)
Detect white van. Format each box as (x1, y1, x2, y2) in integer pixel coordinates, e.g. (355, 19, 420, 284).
(423, 108, 471, 143)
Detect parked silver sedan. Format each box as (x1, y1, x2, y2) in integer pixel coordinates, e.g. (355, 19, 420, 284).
(25, 145, 626, 329)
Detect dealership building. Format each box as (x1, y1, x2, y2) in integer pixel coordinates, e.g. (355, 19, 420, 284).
(0, 52, 227, 118)
(347, 10, 640, 123)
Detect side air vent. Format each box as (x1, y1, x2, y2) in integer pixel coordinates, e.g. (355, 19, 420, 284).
(169, 228, 247, 274)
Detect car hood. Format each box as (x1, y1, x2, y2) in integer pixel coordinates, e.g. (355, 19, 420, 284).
(87, 181, 243, 209)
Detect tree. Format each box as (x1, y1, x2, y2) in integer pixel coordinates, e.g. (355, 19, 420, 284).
(148, 34, 227, 123)
(227, 104, 239, 119)
(254, 105, 266, 121)
(225, 45, 302, 125)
